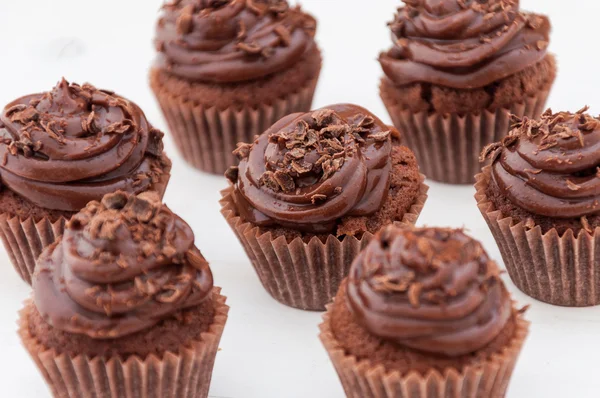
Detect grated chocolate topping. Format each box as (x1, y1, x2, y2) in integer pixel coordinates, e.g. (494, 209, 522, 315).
(33, 191, 213, 339)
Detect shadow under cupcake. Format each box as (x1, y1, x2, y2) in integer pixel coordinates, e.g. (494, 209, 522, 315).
(221, 104, 428, 311)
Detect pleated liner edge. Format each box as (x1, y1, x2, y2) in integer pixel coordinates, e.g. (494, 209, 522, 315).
(0, 171, 172, 285)
(219, 177, 429, 311)
(151, 68, 321, 175)
(475, 166, 600, 307)
(319, 303, 529, 398)
(381, 83, 549, 185)
(18, 287, 228, 398)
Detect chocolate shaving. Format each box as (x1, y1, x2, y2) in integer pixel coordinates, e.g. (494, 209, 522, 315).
(407, 282, 422, 308)
(524, 218, 536, 230)
(4, 104, 27, 117)
(274, 25, 291, 46)
(237, 20, 247, 40)
(251, 108, 387, 193)
(581, 216, 593, 234)
(372, 273, 414, 293)
(358, 115, 375, 128)
(101, 192, 128, 210)
(479, 142, 503, 162)
(273, 170, 295, 192)
(176, 5, 194, 35)
(311, 194, 327, 204)
(233, 142, 252, 159)
(104, 120, 135, 135)
(9, 107, 39, 124)
(566, 180, 581, 191)
(524, 168, 542, 175)
(368, 130, 391, 142)
(225, 166, 239, 183)
(237, 41, 263, 55)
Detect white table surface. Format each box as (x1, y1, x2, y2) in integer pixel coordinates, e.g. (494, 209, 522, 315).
(0, 0, 599, 397)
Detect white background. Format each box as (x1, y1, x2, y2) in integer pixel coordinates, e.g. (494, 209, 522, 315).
(0, 1, 598, 397)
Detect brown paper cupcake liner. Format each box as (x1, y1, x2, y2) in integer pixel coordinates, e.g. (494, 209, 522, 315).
(219, 179, 428, 311)
(319, 304, 529, 398)
(476, 167, 600, 307)
(0, 214, 67, 285)
(152, 72, 320, 175)
(18, 288, 228, 398)
(381, 84, 549, 184)
(0, 171, 171, 285)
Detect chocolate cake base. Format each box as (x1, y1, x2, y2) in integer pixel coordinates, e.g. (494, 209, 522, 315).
(25, 295, 216, 358)
(150, 46, 322, 111)
(486, 174, 599, 236)
(20, 288, 228, 398)
(0, 153, 172, 285)
(380, 55, 556, 115)
(150, 48, 322, 174)
(329, 281, 518, 374)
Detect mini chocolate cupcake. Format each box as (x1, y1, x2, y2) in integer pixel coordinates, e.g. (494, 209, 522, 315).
(220, 104, 428, 310)
(19, 191, 228, 398)
(379, 0, 556, 184)
(150, 0, 321, 174)
(476, 107, 600, 307)
(320, 226, 529, 398)
(0, 79, 172, 284)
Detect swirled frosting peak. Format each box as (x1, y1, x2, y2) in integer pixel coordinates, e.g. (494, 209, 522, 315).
(226, 104, 397, 234)
(483, 107, 600, 223)
(33, 191, 213, 339)
(0, 79, 169, 212)
(155, 0, 317, 83)
(347, 226, 511, 357)
(379, 0, 551, 89)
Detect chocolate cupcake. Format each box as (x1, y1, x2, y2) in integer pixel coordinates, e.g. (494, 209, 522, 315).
(379, 0, 556, 184)
(150, 0, 321, 174)
(220, 104, 428, 310)
(476, 107, 600, 307)
(19, 191, 228, 398)
(320, 226, 529, 398)
(0, 79, 171, 284)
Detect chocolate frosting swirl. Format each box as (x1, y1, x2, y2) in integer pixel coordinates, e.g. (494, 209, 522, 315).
(379, 0, 550, 89)
(347, 226, 511, 357)
(33, 191, 213, 339)
(226, 104, 397, 234)
(0, 79, 169, 212)
(483, 107, 600, 220)
(154, 0, 317, 83)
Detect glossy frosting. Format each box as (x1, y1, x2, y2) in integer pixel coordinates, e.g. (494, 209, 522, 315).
(484, 107, 600, 219)
(226, 104, 397, 234)
(154, 0, 317, 83)
(33, 191, 213, 339)
(0, 79, 169, 212)
(379, 0, 550, 89)
(347, 226, 511, 357)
